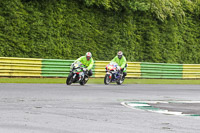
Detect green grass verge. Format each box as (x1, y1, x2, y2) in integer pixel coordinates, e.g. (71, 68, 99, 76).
(0, 78, 200, 84)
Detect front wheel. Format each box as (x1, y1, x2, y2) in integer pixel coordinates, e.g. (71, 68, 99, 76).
(66, 73, 73, 85)
(116, 75, 124, 85)
(104, 74, 111, 85)
(80, 79, 86, 85)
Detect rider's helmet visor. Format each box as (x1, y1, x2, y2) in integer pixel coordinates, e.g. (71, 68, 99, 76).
(118, 55, 122, 59)
(86, 56, 91, 61)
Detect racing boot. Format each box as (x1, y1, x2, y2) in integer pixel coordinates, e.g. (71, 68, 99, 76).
(122, 72, 127, 80)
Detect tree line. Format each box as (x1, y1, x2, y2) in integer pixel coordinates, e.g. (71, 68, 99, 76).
(0, 0, 199, 63)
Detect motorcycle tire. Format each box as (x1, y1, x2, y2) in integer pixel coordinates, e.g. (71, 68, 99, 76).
(79, 79, 86, 85)
(116, 75, 124, 85)
(84, 75, 89, 84)
(66, 73, 73, 85)
(104, 74, 111, 85)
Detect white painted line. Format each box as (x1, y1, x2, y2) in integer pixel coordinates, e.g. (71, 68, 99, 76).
(154, 110, 183, 115)
(169, 101, 200, 103)
(121, 101, 200, 117)
(128, 103, 150, 107)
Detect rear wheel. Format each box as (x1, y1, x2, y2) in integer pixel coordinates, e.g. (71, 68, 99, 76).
(66, 73, 73, 85)
(104, 74, 111, 85)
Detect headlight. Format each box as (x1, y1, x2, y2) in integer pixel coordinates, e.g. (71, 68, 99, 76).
(70, 64, 73, 70)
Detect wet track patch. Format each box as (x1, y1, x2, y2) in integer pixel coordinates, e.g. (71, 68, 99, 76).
(121, 101, 200, 117)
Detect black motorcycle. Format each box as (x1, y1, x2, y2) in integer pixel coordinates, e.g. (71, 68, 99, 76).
(66, 61, 89, 85)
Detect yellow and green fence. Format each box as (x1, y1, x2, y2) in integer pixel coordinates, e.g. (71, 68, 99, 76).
(183, 64, 200, 79)
(0, 57, 74, 77)
(0, 57, 42, 77)
(0, 57, 200, 79)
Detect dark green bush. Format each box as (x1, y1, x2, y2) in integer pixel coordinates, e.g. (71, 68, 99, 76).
(0, 0, 199, 63)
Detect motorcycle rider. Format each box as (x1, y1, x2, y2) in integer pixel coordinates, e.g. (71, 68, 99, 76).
(111, 51, 127, 79)
(74, 52, 94, 77)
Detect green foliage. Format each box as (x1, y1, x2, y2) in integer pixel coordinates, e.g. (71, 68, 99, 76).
(0, 0, 199, 64)
(83, 0, 151, 12)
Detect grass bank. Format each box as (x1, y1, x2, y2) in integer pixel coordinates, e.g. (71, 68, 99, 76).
(0, 78, 200, 84)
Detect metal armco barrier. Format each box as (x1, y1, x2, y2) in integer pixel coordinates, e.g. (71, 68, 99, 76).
(140, 62, 183, 79)
(0, 57, 200, 79)
(182, 64, 200, 79)
(0, 57, 42, 77)
(41, 59, 74, 77)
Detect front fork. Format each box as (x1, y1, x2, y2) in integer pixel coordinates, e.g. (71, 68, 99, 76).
(106, 72, 112, 79)
(79, 72, 84, 81)
(73, 73, 76, 79)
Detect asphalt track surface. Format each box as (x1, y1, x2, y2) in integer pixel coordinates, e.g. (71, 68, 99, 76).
(0, 83, 200, 133)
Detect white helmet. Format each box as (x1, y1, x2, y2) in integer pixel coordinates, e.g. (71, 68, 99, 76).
(86, 52, 92, 61)
(117, 51, 123, 59)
